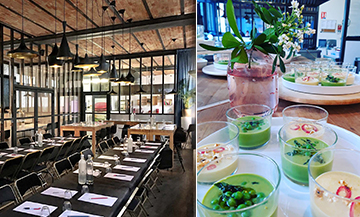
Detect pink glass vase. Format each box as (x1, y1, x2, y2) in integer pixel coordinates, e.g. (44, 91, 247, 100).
(227, 50, 279, 111)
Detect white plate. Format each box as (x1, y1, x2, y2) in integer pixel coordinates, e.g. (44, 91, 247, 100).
(282, 74, 360, 95)
(197, 117, 360, 217)
(202, 64, 227, 77)
(197, 58, 208, 70)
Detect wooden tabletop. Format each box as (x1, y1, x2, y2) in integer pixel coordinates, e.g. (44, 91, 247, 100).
(197, 64, 360, 135)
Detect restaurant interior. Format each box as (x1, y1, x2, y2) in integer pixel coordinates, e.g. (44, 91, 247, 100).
(0, 0, 196, 216)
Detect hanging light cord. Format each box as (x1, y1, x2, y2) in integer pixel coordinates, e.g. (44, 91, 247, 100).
(91, 0, 94, 57)
(85, 0, 88, 53)
(54, 0, 57, 43)
(76, 0, 78, 44)
(22, 0, 24, 33)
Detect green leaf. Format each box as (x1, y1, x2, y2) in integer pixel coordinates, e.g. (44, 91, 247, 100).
(250, 27, 257, 40)
(261, 8, 273, 24)
(272, 55, 277, 74)
(269, 7, 282, 18)
(279, 57, 286, 73)
(253, 33, 266, 45)
(269, 34, 278, 43)
(262, 43, 277, 54)
(222, 32, 241, 48)
(199, 44, 229, 51)
(286, 47, 294, 59)
(231, 47, 248, 64)
(231, 46, 241, 68)
(254, 45, 268, 55)
(226, 0, 244, 42)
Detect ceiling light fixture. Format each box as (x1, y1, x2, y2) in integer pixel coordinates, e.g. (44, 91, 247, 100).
(96, 6, 109, 73)
(48, 0, 63, 68)
(57, 0, 73, 60)
(71, 0, 82, 72)
(125, 18, 135, 84)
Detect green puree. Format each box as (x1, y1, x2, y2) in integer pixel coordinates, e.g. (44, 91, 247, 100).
(217, 60, 229, 65)
(281, 137, 332, 184)
(283, 73, 295, 82)
(233, 116, 271, 149)
(202, 174, 277, 217)
(321, 75, 346, 86)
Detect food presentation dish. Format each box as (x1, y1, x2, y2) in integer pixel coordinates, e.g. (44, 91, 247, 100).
(202, 64, 227, 77)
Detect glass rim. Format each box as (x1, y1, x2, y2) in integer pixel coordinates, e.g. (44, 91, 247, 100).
(226, 104, 273, 122)
(196, 152, 281, 214)
(282, 104, 329, 123)
(308, 148, 360, 202)
(197, 121, 240, 151)
(278, 121, 338, 151)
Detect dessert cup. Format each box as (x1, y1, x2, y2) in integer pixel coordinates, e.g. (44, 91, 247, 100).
(282, 104, 328, 125)
(226, 104, 272, 150)
(197, 121, 239, 183)
(309, 148, 360, 217)
(279, 121, 337, 185)
(197, 153, 280, 217)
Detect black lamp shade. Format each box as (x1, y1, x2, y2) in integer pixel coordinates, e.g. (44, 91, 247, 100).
(136, 86, 146, 94)
(167, 89, 178, 94)
(96, 54, 109, 73)
(75, 53, 99, 69)
(109, 63, 119, 81)
(83, 67, 100, 77)
(7, 38, 39, 59)
(48, 44, 64, 68)
(71, 44, 82, 72)
(126, 71, 135, 84)
(109, 88, 117, 95)
(57, 21, 73, 60)
(114, 74, 128, 83)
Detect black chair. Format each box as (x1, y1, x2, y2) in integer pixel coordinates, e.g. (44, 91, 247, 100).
(0, 156, 24, 185)
(45, 123, 52, 133)
(98, 141, 109, 154)
(53, 158, 72, 178)
(32, 146, 55, 174)
(43, 133, 53, 139)
(174, 128, 187, 172)
(77, 135, 89, 152)
(121, 125, 130, 139)
(113, 136, 121, 145)
(100, 128, 107, 140)
(81, 148, 94, 160)
(187, 124, 195, 142)
(106, 127, 111, 139)
(0, 184, 17, 210)
(55, 140, 73, 161)
(0, 142, 8, 150)
(68, 152, 80, 169)
(18, 137, 32, 146)
(106, 138, 115, 148)
(110, 124, 117, 136)
(3, 130, 10, 141)
(16, 151, 42, 178)
(14, 172, 44, 201)
(67, 138, 81, 155)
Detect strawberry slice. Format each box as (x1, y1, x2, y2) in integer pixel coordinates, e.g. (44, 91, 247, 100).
(349, 196, 360, 217)
(336, 185, 352, 198)
(207, 164, 216, 171)
(301, 124, 319, 134)
(290, 124, 300, 131)
(213, 147, 225, 153)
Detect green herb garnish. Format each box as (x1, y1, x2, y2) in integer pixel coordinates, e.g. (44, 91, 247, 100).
(286, 139, 325, 165)
(326, 75, 341, 83)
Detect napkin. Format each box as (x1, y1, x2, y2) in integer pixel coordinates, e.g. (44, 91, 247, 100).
(98, 155, 119, 161)
(41, 187, 78, 199)
(123, 157, 147, 163)
(113, 165, 140, 172)
(93, 162, 111, 168)
(135, 149, 154, 154)
(141, 146, 158, 149)
(49, 143, 63, 147)
(5, 153, 24, 158)
(113, 147, 124, 151)
(24, 149, 39, 153)
(78, 193, 117, 207)
(104, 173, 134, 181)
(13, 201, 57, 216)
(6, 147, 24, 151)
(0, 152, 8, 157)
(0, 161, 4, 165)
(59, 210, 102, 217)
(73, 169, 101, 177)
(145, 142, 162, 146)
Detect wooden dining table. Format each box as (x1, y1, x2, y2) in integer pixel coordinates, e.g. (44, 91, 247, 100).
(198, 64, 360, 135)
(60, 122, 114, 154)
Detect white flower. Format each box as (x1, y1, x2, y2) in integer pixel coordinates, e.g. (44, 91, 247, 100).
(311, 29, 316, 34)
(307, 23, 311, 27)
(295, 10, 301, 17)
(282, 23, 287, 27)
(299, 38, 303, 43)
(290, 0, 299, 9)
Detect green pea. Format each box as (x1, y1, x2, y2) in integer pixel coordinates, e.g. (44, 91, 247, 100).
(243, 193, 251, 200)
(241, 211, 251, 217)
(232, 191, 243, 200)
(224, 206, 230, 210)
(242, 129, 247, 133)
(241, 182, 247, 186)
(251, 198, 258, 204)
(258, 197, 264, 202)
(306, 145, 312, 149)
(213, 205, 220, 210)
(228, 214, 238, 217)
(227, 198, 237, 207)
(225, 191, 232, 197)
(256, 127, 261, 130)
(237, 204, 247, 209)
(220, 201, 226, 207)
(249, 190, 256, 196)
(252, 117, 256, 120)
(305, 151, 311, 156)
(211, 198, 219, 205)
(257, 192, 265, 198)
(244, 200, 252, 206)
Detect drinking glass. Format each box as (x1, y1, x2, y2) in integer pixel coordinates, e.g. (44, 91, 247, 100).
(226, 104, 272, 149)
(279, 121, 337, 185)
(321, 65, 348, 86)
(282, 104, 328, 125)
(81, 185, 89, 194)
(62, 200, 72, 211)
(13, 147, 18, 154)
(64, 190, 72, 199)
(114, 155, 120, 165)
(197, 153, 280, 217)
(197, 121, 239, 183)
(104, 162, 112, 173)
(309, 148, 360, 217)
(40, 206, 51, 217)
(30, 144, 35, 149)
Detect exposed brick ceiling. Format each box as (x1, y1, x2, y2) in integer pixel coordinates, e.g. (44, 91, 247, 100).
(1, 0, 196, 67)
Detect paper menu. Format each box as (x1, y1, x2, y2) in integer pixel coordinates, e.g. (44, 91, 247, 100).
(41, 187, 78, 199)
(5, 153, 24, 157)
(13, 201, 57, 216)
(59, 210, 103, 217)
(98, 155, 119, 160)
(93, 162, 111, 168)
(6, 147, 24, 151)
(135, 149, 154, 154)
(24, 149, 39, 153)
(113, 165, 140, 172)
(141, 146, 158, 149)
(113, 147, 124, 151)
(104, 173, 134, 181)
(145, 142, 162, 146)
(49, 143, 63, 146)
(78, 193, 118, 207)
(123, 157, 147, 163)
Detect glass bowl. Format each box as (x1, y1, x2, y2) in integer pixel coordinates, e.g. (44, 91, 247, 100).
(282, 104, 328, 125)
(309, 148, 360, 217)
(226, 104, 272, 150)
(197, 121, 239, 183)
(279, 121, 337, 185)
(197, 153, 280, 217)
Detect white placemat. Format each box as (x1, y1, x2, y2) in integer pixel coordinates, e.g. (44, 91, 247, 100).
(135, 149, 154, 154)
(98, 155, 119, 160)
(73, 169, 101, 177)
(145, 142, 162, 146)
(59, 210, 103, 217)
(123, 157, 147, 163)
(6, 147, 24, 151)
(5, 153, 24, 158)
(13, 201, 57, 216)
(93, 162, 111, 168)
(24, 149, 39, 153)
(113, 165, 140, 172)
(41, 187, 78, 199)
(0, 152, 8, 157)
(104, 173, 134, 181)
(141, 146, 158, 149)
(113, 147, 124, 151)
(78, 193, 117, 207)
(49, 143, 63, 146)
(0, 161, 4, 165)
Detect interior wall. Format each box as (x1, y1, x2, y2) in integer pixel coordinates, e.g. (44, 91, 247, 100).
(343, 41, 360, 64)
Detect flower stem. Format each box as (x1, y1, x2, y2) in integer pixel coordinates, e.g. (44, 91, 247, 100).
(248, 49, 253, 69)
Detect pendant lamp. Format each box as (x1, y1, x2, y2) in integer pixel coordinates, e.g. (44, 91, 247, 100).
(83, 67, 100, 77)
(7, 0, 39, 59)
(57, 0, 73, 60)
(109, 58, 119, 81)
(71, 44, 82, 72)
(96, 6, 109, 73)
(125, 19, 135, 84)
(76, 54, 98, 69)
